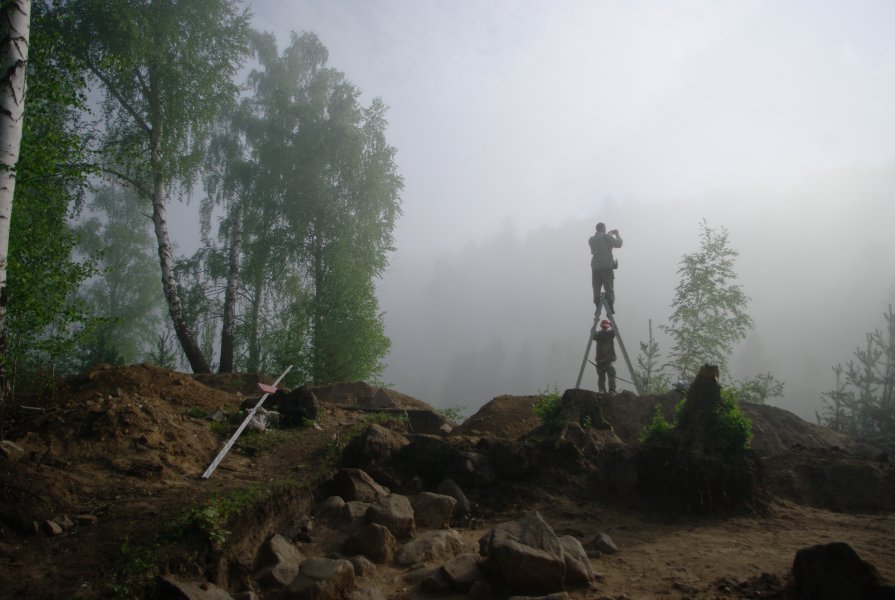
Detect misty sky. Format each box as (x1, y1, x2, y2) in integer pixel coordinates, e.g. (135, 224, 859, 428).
(238, 1, 895, 419)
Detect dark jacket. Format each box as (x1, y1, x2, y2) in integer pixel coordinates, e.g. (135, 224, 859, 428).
(594, 328, 617, 363)
(588, 231, 623, 270)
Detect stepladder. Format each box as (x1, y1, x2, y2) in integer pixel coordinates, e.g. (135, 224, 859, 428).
(575, 294, 643, 395)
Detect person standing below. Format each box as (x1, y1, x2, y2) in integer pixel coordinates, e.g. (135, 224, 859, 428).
(588, 222, 623, 315)
(594, 319, 617, 394)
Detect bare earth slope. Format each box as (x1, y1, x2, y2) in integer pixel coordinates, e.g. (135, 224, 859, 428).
(0, 366, 892, 599)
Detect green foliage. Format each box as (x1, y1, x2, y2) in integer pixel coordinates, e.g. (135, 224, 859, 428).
(715, 389, 754, 454)
(533, 387, 562, 426)
(106, 536, 157, 599)
(185, 406, 206, 419)
(4, 1, 99, 381)
(635, 318, 672, 394)
(730, 372, 784, 405)
(182, 488, 260, 549)
(438, 404, 467, 424)
(663, 220, 754, 378)
(75, 185, 166, 366)
(819, 305, 895, 437)
(640, 393, 751, 455)
(640, 404, 674, 443)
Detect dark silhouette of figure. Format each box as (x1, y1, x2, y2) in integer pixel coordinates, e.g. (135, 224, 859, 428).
(588, 222, 622, 314)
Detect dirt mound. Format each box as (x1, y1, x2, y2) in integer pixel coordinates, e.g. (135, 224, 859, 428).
(452, 394, 542, 440)
(7, 363, 243, 480)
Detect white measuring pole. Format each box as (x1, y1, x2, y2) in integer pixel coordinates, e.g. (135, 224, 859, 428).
(201, 365, 293, 480)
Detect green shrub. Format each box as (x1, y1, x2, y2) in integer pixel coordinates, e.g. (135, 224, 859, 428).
(533, 387, 562, 426)
(713, 389, 753, 454)
(640, 404, 673, 443)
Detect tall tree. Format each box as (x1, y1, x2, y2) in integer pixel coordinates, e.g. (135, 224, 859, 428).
(0, 0, 30, 387)
(3, 0, 97, 381)
(663, 220, 754, 378)
(820, 305, 895, 436)
(76, 185, 166, 365)
(66, 0, 250, 373)
(203, 31, 402, 383)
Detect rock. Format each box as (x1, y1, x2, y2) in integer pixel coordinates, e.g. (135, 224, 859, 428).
(155, 575, 234, 599)
(315, 495, 346, 519)
(592, 532, 618, 554)
(44, 519, 64, 536)
(52, 514, 75, 531)
(411, 492, 456, 529)
(264, 386, 319, 427)
(437, 478, 472, 518)
(348, 555, 377, 577)
(419, 568, 452, 593)
(75, 514, 98, 527)
(441, 552, 485, 591)
(395, 529, 465, 566)
(253, 533, 304, 590)
(341, 424, 410, 469)
(393, 435, 495, 487)
(342, 523, 398, 564)
(285, 557, 356, 600)
(328, 468, 390, 503)
(469, 580, 493, 598)
(507, 594, 571, 600)
(0, 440, 25, 461)
(342, 501, 371, 526)
(366, 494, 415, 539)
(479, 511, 566, 594)
(792, 541, 895, 600)
(559, 536, 596, 587)
(347, 587, 386, 600)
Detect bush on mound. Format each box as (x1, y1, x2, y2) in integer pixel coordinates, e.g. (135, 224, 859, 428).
(637, 365, 760, 513)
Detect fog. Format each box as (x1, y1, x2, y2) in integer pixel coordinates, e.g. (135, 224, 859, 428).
(245, 1, 895, 419)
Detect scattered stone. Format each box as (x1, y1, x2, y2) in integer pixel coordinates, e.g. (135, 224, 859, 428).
(411, 492, 456, 529)
(341, 424, 410, 469)
(44, 519, 64, 536)
(155, 575, 234, 599)
(348, 555, 377, 578)
(52, 514, 75, 531)
(479, 511, 566, 594)
(592, 532, 618, 554)
(253, 533, 304, 590)
(559, 535, 596, 586)
(316, 495, 346, 519)
(74, 514, 98, 527)
(792, 541, 895, 600)
(672, 581, 698, 594)
(419, 568, 452, 593)
(0, 440, 25, 461)
(342, 523, 398, 564)
(437, 478, 471, 518)
(395, 529, 465, 566)
(342, 501, 371, 526)
(286, 557, 356, 600)
(328, 468, 390, 503)
(366, 494, 415, 539)
(441, 552, 485, 591)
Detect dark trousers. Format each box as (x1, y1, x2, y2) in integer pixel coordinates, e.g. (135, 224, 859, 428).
(597, 361, 616, 393)
(591, 268, 615, 312)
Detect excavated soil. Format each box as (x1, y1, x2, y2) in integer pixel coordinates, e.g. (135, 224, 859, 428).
(0, 364, 893, 599)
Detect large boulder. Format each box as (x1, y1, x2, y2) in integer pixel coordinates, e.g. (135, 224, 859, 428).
(411, 492, 456, 529)
(395, 529, 465, 566)
(253, 533, 304, 590)
(366, 494, 416, 539)
(342, 523, 399, 564)
(341, 424, 410, 470)
(479, 512, 567, 594)
(285, 557, 356, 600)
(326, 468, 389, 503)
(792, 542, 895, 600)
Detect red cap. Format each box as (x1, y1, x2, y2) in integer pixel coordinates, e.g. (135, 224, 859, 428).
(601, 319, 611, 327)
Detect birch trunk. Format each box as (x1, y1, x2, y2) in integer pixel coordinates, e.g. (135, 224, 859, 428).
(218, 202, 243, 373)
(149, 70, 210, 373)
(0, 0, 30, 386)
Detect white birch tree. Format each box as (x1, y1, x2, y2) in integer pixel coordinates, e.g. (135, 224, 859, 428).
(0, 0, 30, 386)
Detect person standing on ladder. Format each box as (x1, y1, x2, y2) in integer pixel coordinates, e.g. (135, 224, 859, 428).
(594, 319, 618, 394)
(588, 222, 623, 315)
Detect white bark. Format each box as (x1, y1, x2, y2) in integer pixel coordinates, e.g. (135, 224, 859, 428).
(0, 0, 30, 374)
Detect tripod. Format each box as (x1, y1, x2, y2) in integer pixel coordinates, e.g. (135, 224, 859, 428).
(575, 294, 643, 394)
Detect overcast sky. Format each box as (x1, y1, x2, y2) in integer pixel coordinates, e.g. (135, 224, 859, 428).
(243, 1, 895, 419)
